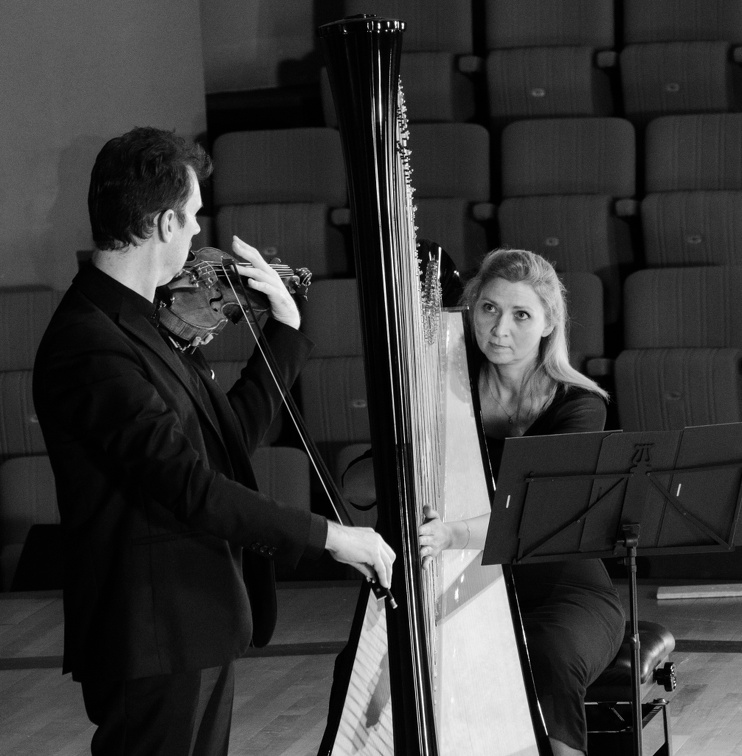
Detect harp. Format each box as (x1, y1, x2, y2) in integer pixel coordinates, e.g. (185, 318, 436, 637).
(318, 16, 550, 756)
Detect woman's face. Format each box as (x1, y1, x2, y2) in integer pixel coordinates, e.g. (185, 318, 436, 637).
(473, 277, 554, 371)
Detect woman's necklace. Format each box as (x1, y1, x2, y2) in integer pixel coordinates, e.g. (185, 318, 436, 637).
(485, 371, 517, 425)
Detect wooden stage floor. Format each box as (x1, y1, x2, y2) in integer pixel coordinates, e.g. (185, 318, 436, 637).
(2, 579, 742, 755)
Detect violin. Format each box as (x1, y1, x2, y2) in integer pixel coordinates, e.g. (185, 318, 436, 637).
(157, 246, 312, 346)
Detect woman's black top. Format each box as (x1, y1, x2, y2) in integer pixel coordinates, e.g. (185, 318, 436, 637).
(486, 384, 626, 752)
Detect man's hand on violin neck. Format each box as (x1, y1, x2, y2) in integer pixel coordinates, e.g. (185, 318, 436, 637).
(324, 521, 395, 589)
(231, 235, 301, 330)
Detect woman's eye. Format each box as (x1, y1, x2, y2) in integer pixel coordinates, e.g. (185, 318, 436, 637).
(515, 310, 530, 320)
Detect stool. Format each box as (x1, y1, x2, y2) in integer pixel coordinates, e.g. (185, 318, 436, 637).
(586, 620, 677, 756)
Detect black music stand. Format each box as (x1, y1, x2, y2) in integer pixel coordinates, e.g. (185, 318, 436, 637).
(482, 422, 742, 756)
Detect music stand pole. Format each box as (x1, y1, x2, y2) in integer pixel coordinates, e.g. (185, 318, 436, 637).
(622, 523, 643, 756)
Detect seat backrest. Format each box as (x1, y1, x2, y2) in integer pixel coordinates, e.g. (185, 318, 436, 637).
(211, 128, 350, 278)
(214, 203, 349, 278)
(0, 370, 46, 460)
(298, 355, 370, 465)
(619, 40, 741, 120)
(560, 271, 605, 369)
(641, 191, 742, 266)
(321, 50, 478, 127)
(212, 128, 347, 206)
(0, 455, 59, 590)
(0, 455, 58, 548)
(615, 347, 742, 430)
(251, 446, 311, 511)
(341, 0, 473, 53)
(297, 277, 368, 459)
(501, 118, 635, 198)
(300, 279, 363, 358)
(498, 194, 631, 324)
(0, 288, 64, 372)
(623, 0, 742, 43)
(414, 198, 489, 276)
(486, 46, 615, 123)
(623, 266, 742, 349)
(397, 51, 478, 123)
(485, 0, 615, 49)
(645, 114, 742, 192)
(408, 123, 490, 200)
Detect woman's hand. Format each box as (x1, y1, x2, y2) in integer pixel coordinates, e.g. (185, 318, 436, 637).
(231, 235, 301, 329)
(418, 505, 454, 569)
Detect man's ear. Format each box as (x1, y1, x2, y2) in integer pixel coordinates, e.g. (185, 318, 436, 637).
(157, 209, 176, 243)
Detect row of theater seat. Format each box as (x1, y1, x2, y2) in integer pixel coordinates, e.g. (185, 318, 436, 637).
(203, 113, 742, 336)
(3, 257, 737, 578)
(1, 270, 739, 586)
(314, 0, 742, 126)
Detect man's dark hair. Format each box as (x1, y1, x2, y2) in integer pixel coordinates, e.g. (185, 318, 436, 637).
(88, 126, 212, 251)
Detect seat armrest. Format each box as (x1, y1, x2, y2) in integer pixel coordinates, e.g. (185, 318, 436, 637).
(457, 55, 483, 74)
(330, 207, 351, 226)
(614, 198, 639, 217)
(586, 357, 614, 378)
(595, 50, 618, 69)
(471, 201, 497, 222)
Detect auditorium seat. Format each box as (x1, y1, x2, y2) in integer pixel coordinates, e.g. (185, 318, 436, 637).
(408, 123, 493, 274)
(0, 455, 59, 591)
(341, 0, 473, 54)
(320, 0, 480, 125)
(211, 128, 350, 279)
(620, 0, 742, 121)
(298, 279, 370, 470)
(0, 288, 62, 462)
(641, 113, 742, 267)
(559, 272, 606, 374)
(498, 117, 637, 327)
(0, 288, 64, 372)
(645, 113, 742, 193)
(484, 0, 614, 51)
(251, 445, 311, 513)
(0, 370, 46, 461)
(615, 266, 742, 431)
(483, 0, 617, 125)
(641, 191, 742, 266)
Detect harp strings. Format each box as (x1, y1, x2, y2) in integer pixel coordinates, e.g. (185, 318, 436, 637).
(391, 81, 445, 696)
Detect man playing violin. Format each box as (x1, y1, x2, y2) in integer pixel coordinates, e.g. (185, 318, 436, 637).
(33, 126, 394, 756)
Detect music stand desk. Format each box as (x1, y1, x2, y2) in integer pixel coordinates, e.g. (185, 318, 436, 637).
(483, 423, 742, 756)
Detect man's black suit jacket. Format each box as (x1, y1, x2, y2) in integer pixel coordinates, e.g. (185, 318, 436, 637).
(33, 264, 327, 682)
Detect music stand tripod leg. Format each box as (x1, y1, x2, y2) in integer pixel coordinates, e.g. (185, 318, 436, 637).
(623, 523, 643, 756)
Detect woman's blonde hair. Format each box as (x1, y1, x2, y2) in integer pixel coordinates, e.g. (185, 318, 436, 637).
(461, 248, 609, 411)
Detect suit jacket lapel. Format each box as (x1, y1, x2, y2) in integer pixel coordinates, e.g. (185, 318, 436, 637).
(188, 352, 254, 484)
(119, 310, 232, 458)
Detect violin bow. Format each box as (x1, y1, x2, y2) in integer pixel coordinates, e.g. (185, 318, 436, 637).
(218, 258, 397, 609)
